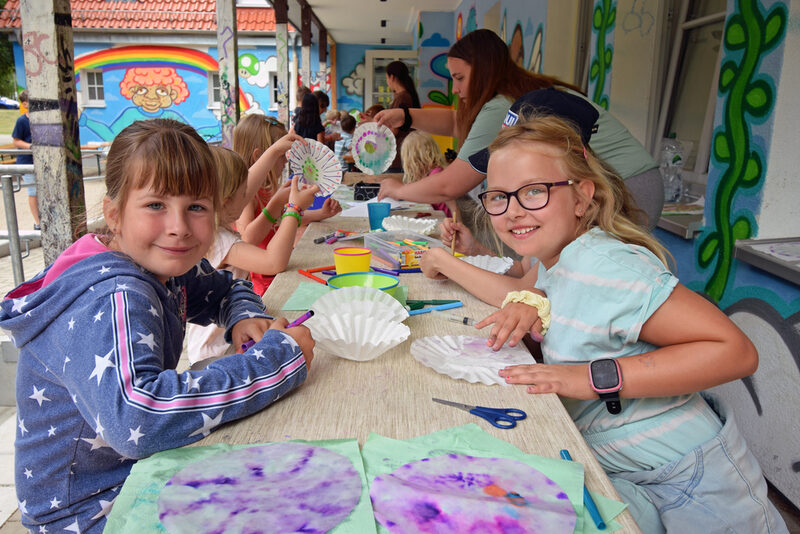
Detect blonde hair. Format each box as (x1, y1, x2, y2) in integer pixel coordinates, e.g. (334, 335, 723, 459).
(401, 131, 447, 184)
(488, 115, 670, 268)
(325, 110, 339, 122)
(210, 146, 248, 199)
(233, 114, 287, 192)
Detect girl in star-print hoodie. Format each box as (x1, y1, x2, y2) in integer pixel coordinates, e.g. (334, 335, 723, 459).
(0, 119, 315, 534)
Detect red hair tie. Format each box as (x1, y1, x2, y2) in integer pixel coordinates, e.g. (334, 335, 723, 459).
(583, 146, 588, 159)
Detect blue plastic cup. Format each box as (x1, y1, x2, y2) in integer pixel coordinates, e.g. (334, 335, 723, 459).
(367, 202, 391, 231)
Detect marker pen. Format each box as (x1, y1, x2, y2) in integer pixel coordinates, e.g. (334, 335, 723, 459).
(286, 310, 315, 328)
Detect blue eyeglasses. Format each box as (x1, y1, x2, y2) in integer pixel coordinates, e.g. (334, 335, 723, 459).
(478, 180, 574, 215)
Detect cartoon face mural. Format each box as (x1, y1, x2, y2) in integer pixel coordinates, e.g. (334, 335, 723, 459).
(120, 68, 190, 113)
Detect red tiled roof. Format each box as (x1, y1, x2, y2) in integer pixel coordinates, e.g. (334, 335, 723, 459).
(0, 0, 285, 32)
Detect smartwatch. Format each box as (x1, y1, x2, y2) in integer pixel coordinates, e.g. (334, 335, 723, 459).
(589, 359, 622, 414)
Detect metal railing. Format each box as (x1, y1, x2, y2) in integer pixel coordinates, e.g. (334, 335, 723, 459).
(1, 168, 34, 285)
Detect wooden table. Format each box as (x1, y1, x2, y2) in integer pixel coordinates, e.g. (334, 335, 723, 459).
(198, 214, 640, 533)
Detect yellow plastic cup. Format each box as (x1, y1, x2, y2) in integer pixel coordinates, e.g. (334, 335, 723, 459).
(334, 247, 372, 274)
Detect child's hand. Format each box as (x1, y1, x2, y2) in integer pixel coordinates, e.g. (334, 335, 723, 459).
(378, 178, 402, 201)
(499, 363, 595, 399)
(232, 317, 272, 353)
(440, 219, 480, 256)
(475, 301, 545, 351)
(270, 127, 305, 155)
(288, 174, 320, 212)
(268, 318, 315, 370)
(304, 197, 342, 222)
(419, 248, 450, 280)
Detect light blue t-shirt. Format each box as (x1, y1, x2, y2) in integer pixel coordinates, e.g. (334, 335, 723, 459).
(535, 228, 721, 473)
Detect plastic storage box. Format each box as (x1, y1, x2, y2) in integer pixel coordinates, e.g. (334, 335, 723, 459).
(364, 231, 443, 269)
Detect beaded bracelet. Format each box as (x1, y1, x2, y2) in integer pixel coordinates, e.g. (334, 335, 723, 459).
(261, 206, 278, 224)
(501, 290, 551, 335)
(284, 202, 304, 217)
(281, 210, 302, 225)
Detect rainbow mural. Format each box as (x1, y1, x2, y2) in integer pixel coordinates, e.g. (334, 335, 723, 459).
(74, 45, 249, 111)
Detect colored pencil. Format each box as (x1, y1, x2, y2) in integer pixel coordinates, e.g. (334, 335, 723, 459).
(298, 269, 327, 284)
(559, 449, 606, 530)
(307, 265, 336, 273)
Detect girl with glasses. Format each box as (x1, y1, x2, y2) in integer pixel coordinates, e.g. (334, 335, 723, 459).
(452, 114, 784, 533)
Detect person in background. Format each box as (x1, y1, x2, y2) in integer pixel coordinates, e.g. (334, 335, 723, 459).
(334, 114, 356, 171)
(293, 93, 326, 143)
(400, 130, 453, 217)
(358, 104, 385, 125)
(12, 90, 39, 231)
(470, 114, 786, 534)
(186, 146, 319, 364)
(323, 109, 342, 149)
(313, 89, 330, 117)
(385, 60, 421, 172)
(0, 118, 315, 534)
(234, 115, 340, 295)
(292, 85, 311, 125)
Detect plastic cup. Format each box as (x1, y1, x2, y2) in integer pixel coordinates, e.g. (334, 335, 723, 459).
(333, 247, 372, 274)
(367, 202, 391, 231)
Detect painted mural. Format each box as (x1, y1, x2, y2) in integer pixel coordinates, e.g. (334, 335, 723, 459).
(656, 0, 798, 505)
(498, 3, 547, 75)
(589, 0, 616, 109)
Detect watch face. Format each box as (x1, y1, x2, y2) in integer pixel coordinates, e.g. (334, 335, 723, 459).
(590, 359, 620, 391)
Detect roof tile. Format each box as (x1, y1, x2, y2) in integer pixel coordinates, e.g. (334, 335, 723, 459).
(0, 0, 276, 31)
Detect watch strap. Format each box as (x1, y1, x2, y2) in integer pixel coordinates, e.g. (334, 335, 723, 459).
(399, 105, 412, 132)
(598, 391, 621, 414)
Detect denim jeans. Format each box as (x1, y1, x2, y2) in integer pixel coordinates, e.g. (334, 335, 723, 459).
(609, 394, 788, 534)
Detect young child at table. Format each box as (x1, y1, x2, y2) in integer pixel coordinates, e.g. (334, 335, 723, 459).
(185, 146, 319, 364)
(401, 130, 454, 217)
(471, 115, 787, 533)
(335, 114, 356, 171)
(0, 118, 315, 534)
(234, 114, 341, 295)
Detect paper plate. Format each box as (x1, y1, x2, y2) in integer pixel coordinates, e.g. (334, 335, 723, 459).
(459, 255, 515, 274)
(306, 312, 410, 362)
(352, 122, 397, 175)
(411, 335, 534, 385)
(381, 216, 438, 236)
(311, 286, 409, 323)
(371, 453, 577, 534)
(157, 442, 362, 534)
(287, 139, 343, 195)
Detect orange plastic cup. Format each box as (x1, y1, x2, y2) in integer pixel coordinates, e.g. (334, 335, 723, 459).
(334, 247, 372, 274)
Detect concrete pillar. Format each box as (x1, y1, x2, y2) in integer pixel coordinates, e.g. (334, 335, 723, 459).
(216, 0, 239, 148)
(318, 27, 328, 93)
(301, 5, 311, 88)
(20, 0, 86, 264)
(274, 0, 290, 126)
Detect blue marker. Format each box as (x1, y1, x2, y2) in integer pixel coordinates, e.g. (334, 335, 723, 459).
(560, 449, 606, 530)
(407, 301, 463, 316)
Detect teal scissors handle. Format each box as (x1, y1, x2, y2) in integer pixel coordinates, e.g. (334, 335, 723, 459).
(469, 406, 527, 429)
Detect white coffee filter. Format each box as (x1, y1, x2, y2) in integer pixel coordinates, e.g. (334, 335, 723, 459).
(311, 286, 408, 323)
(306, 313, 410, 362)
(459, 255, 515, 274)
(381, 216, 438, 235)
(411, 335, 534, 385)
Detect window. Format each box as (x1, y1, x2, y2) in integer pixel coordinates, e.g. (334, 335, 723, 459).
(82, 70, 105, 107)
(270, 72, 279, 109)
(657, 0, 727, 175)
(208, 72, 221, 108)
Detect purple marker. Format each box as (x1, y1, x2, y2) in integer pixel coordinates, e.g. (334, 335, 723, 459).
(241, 339, 256, 352)
(371, 266, 400, 276)
(286, 309, 315, 328)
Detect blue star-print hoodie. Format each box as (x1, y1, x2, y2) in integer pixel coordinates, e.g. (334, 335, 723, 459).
(0, 235, 308, 534)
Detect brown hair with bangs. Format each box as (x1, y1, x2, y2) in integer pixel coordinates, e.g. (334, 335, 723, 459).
(487, 115, 671, 268)
(447, 29, 582, 144)
(105, 118, 219, 214)
(233, 114, 287, 193)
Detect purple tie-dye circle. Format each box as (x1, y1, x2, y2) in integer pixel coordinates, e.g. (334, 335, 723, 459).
(157, 443, 361, 534)
(370, 454, 577, 533)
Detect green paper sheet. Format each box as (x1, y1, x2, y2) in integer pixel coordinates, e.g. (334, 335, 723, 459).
(281, 282, 408, 310)
(104, 439, 377, 534)
(361, 424, 627, 534)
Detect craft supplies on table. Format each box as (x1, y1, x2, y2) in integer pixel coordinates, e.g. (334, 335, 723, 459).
(364, 231, 443, 270)
(333, 246, 372, 274)
(431, 397, 527, 429)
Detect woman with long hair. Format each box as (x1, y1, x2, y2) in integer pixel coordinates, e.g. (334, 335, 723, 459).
(384, 60, 421, 171)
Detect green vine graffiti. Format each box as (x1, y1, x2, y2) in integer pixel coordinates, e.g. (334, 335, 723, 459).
(698, 0, 786, 302)
(589, 0, 615, 109)
(427, 52, 456, 107)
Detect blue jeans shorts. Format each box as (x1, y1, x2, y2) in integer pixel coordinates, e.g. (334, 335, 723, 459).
(609, 394, 788, 534)
(21, 173, 36, 196)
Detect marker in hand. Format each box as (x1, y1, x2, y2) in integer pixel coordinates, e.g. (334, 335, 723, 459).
(286, 309, 315, 328)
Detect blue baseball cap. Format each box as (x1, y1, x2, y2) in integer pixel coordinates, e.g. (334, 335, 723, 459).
(467, 87, 600, 174)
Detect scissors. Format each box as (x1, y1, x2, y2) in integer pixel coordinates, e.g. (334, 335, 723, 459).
(432, 398, 527, 429)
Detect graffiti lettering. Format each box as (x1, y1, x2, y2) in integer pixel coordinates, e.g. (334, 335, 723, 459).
(220, 26, 234, 59)
(22, 31, 57, 77)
